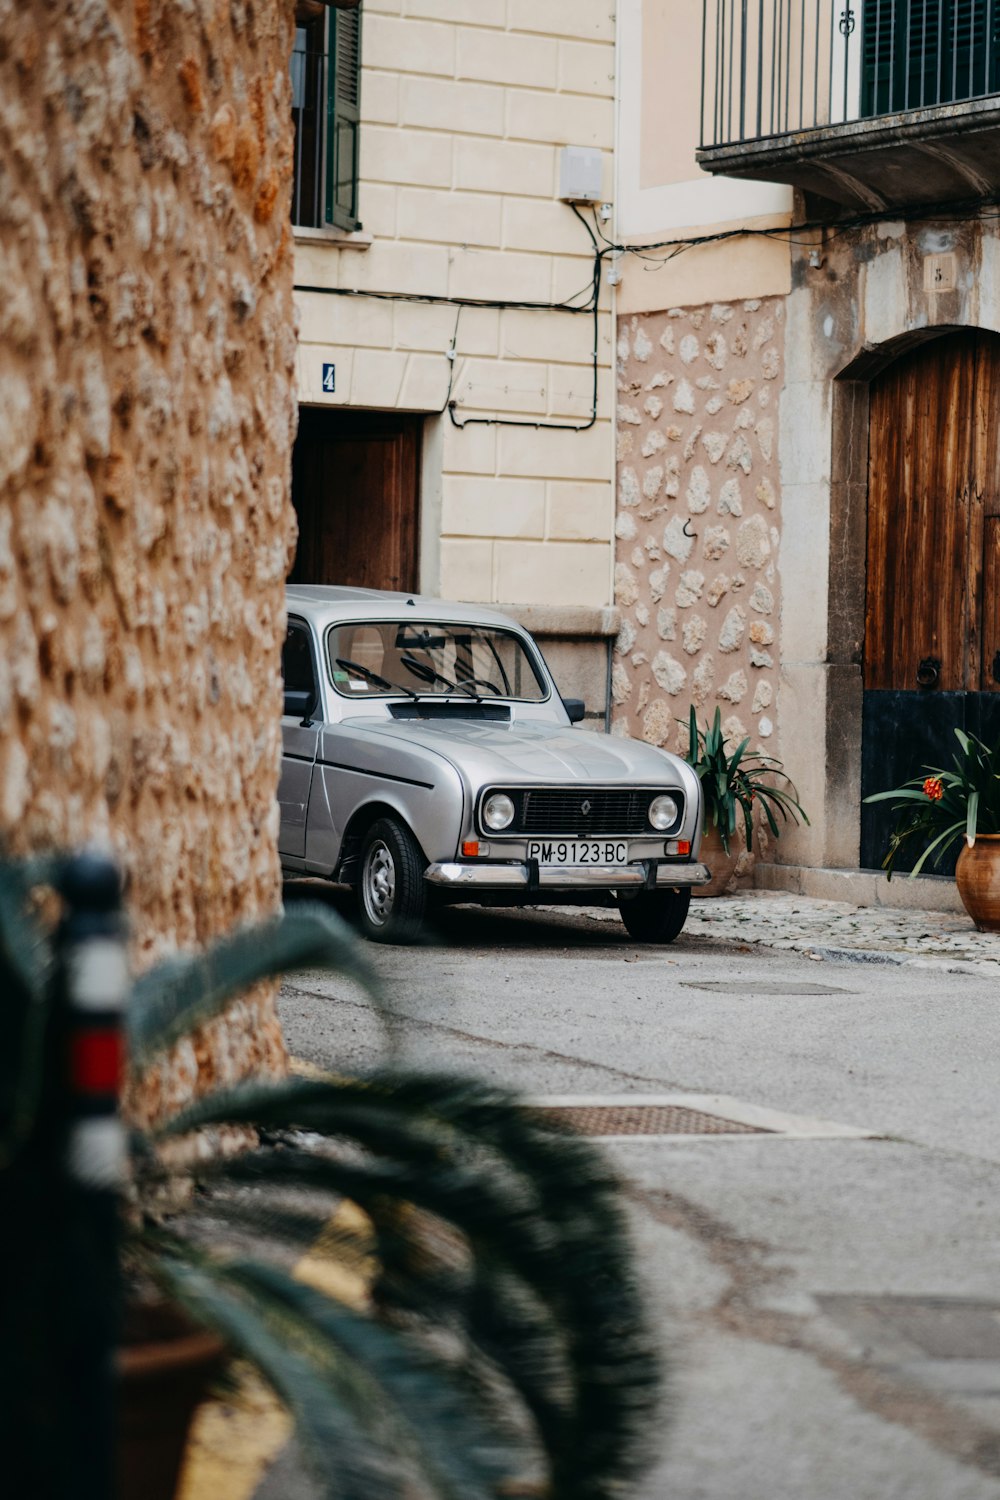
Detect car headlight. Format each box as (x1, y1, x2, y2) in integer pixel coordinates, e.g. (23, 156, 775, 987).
(482, 792, 515, 831)
(648, 793, 679, 831)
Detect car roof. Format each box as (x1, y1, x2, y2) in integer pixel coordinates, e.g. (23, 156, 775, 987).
(285, 585, 524, 632)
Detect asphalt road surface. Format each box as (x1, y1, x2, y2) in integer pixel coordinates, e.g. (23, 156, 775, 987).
(268, 895, 1000, 1500)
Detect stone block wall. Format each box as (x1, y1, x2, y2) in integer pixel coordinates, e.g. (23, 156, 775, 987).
(0, 0, 298, 1117)
(614, 298, 784, 856)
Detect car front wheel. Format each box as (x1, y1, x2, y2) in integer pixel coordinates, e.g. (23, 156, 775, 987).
(357, 817, 427, 944)
(617, 886, 691, 944)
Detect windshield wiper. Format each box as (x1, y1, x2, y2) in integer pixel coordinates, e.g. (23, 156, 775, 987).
(335, 658, 418, 699)
(400, 653, 482, 702)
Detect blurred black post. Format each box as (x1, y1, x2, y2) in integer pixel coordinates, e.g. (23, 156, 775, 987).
(54, 852, 129, 1500)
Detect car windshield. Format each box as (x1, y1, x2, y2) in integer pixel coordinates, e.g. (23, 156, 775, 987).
(327, 620, 548, 701)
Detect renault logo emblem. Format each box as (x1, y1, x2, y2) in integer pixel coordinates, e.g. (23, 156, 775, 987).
(580, 799, 592, 816)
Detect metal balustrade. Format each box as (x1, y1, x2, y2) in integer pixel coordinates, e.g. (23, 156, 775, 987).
(700, 0, 1000, 149)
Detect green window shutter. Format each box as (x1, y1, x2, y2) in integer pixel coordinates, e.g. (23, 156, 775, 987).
(861, 0, 999, 117)
(326, 5, 362, 230)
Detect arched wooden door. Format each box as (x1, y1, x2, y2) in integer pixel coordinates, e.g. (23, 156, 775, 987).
(861, 329, 1000, 872)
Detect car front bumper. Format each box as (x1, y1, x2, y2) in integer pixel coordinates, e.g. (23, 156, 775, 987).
(424, 860, 712, 890)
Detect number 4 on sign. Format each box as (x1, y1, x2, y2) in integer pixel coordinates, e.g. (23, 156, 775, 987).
(321, 363, 336, 393)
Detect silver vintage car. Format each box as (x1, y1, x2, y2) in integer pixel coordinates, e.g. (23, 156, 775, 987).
(279, 586, 710, 943)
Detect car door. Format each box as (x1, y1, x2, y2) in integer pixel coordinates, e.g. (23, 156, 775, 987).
(278, 618, 321, 864)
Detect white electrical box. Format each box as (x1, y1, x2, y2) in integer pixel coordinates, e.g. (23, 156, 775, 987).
(558, 146, 603, 203)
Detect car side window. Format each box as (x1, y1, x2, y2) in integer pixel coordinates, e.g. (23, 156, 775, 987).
(282, 622, 318, 713)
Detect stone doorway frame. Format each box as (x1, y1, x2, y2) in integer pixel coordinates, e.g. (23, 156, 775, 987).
(828, 324, 969, 869)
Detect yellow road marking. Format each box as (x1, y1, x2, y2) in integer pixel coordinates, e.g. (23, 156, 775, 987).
(176, 1372, 291, 1500)
(287, 1055, 332, 1081)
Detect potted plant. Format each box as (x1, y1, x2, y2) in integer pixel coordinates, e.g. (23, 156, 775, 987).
(0, 853, 661, 1500)
(863, 726, 1000, 930)
(683, 707, 809, 896)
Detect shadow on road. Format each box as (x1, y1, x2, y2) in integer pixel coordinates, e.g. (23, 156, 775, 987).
(281, 878, 646, 952)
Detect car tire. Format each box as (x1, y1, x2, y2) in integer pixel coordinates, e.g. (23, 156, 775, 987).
(357, 816, 427, 944)
(617, 886, 691, 944)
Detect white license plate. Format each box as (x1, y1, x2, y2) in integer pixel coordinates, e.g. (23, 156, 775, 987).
(527, 840, 629, 866)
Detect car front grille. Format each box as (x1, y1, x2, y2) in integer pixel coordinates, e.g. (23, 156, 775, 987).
(481, 788, 682, 838)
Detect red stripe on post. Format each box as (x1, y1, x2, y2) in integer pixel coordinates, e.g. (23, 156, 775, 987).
(71, 1030, 123, 1097)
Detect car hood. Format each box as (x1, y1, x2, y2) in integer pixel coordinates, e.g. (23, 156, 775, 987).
(339, 715, 690, 788)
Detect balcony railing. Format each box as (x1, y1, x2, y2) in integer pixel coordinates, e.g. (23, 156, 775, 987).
(700, 0, 1000, 148)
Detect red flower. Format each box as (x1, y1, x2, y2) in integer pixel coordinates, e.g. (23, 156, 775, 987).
(923, 776, 944, 802)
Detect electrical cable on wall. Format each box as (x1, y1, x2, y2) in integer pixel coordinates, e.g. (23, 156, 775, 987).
(293, 191, 1000, 434)
(448, 205, 602, 433)
(294, 206, 605, 434)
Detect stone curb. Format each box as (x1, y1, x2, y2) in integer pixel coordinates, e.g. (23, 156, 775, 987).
(559, 893, 1000, 977)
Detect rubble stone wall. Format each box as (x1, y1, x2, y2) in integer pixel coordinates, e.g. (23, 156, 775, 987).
(614, 298, 784, 865)
(0, 0, 298, 1116)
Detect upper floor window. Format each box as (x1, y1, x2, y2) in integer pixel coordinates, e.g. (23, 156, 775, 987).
(291, 1, 362, 231)
(861, 0, 1000, 116)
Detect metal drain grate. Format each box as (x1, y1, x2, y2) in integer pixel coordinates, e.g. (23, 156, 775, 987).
(535, 1103, 771, 1137)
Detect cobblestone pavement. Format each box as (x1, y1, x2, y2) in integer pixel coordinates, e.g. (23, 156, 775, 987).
(577, 890, 1000, 976)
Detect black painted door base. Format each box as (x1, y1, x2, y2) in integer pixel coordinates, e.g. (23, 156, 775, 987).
(861, 691, 1000, 874)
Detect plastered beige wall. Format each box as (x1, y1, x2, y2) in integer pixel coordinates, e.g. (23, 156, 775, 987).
(294, 0, 616, 609)
(0, 0, 298, 1115)
(615, 232, 791, 317)
(639, 0, 701, 191)
(616, 0, 792, 307)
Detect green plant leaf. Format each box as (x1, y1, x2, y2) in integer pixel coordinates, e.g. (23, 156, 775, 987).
(681, 705, 806, 848)
(864, 788, 937, 805)
(152, 1256, 404, 1500)
(371, 1078, 661, 1500)
(211, 1142, 644, 1500)
(740, 794, 753, 851)
(0, 858, 63, 1168)
(129, 904, 380, 1068)
(866, 725, 1000, 872)
(188, 1073, 660, 1500)
(966, 788, 980, 848)
(728, 736, 751, 772)
(0, 858, 57, 1005)
(908, 819, 965, 876)
(240, 1260, 520, 1500)
(757, 785, 808, 822)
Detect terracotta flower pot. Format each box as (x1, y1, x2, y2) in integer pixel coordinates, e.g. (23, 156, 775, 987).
(955, 833, 1000, 932)
(118, 1302, 226, 1500)
(692, 824, 741, 898)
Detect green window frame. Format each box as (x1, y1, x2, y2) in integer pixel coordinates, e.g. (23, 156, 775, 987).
(326, 5, 362, 231)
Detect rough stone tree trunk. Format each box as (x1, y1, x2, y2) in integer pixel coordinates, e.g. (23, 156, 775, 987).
(0, 0, 299, 1116)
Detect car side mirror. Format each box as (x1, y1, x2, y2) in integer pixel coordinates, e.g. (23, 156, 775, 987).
(283, 688, 315, 722)
(562, 697, 586, 724)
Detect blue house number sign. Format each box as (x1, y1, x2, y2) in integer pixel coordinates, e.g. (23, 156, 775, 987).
(321, 362, 336, 393)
